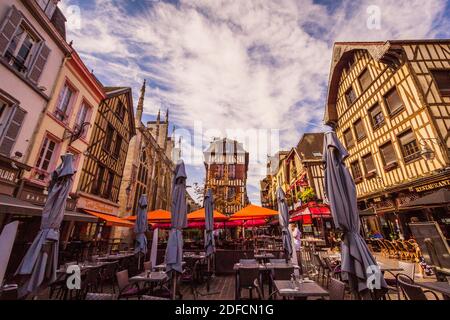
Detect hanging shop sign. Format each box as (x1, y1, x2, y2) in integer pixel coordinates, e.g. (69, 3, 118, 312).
(409, 178, 450, 193)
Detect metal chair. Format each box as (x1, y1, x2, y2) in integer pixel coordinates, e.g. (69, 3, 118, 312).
(328, 278, 346, 300)
(397, 274, 439, 300)
(237, 267, 260, 300)
(116, 270, 145, 300)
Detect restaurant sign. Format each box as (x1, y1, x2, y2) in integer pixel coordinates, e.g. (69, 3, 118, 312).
(409, 179, 450, 193)
(0, 167, 18, 184)
(77, 195, 118, 215)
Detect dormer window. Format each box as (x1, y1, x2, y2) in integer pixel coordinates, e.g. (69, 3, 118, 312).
(36, 0, 58, 19)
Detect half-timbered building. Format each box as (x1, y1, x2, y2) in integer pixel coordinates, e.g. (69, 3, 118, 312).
(76, 86, 136, 240)
(204, 138, 249, 215)
(324, 40, 450, 240)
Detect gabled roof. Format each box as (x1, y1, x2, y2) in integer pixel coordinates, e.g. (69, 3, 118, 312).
(103, 87, 136, 136)
(296, 133, 324, 161)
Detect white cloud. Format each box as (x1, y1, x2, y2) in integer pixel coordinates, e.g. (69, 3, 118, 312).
(61, 0, 449, 205)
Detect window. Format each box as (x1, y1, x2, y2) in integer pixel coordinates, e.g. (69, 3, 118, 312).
(36, 136, 57, 172)
(368, 103, 385, 130)
(5, 26, 36, 73)
(228, 187, 236, 200)
(74, 102, 91, 138)
(350, 161, 363, 181)
(384, 87, 404, 115)
(228, 164, 236, 179)
(358, 69, 372, 92)
(116, 100, 125, 120)
(104, 171, 114, 199)
(113, 135, 122, 158)
(398, 130, 420, 163)
(362, 153, 377, 176)
(430, 70, 450, 97)
(92, 165, 105, 195)
(380, 142, 397, 167)
(345, 86, 357, 106)
(353, 118, 366, 141)
(104, 124, 114, 152)
(343, 128, 355, 149)
(36, 0, 57, 18)
(0, 103, 26, 156)
(343, 55, 355, 74)
(55, 83, 75, 122)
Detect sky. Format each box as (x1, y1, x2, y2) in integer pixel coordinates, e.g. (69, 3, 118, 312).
(60, 0, 450, 205)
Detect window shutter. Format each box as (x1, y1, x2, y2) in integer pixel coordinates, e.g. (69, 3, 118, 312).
(0, 106, 26, 156)
(28, 43, 50, 84)
(0, 6, 23, 56)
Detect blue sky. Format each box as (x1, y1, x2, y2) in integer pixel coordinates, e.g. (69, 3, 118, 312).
(61, 0, 450, 205)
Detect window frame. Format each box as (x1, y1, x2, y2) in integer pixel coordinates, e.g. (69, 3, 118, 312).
(383, 86, 405, 117)
(54, 80, 78, 123)
(353, 118, 367, 142)
(350, 160, 363, 183)
(5, 23, 40, 74)
(379, 140, 398, 171)
(343, 128, 355, 149)
(73, 100, 93, 139)
(430, 69, 450, 98)
(362, 153, 377, 179)
(345, 85, 357, 107)
(368, 102, 385, 131)
(358, 68, 373, 93)
(397, 129, 421, 164)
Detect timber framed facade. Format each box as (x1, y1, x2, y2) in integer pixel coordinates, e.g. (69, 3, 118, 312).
(324, 40, 450, 239)
(77, 87, 135, 220)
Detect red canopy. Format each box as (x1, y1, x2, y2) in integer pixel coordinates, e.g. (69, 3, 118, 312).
(243, 219, 267, 227)
(290, 203, 331, 224)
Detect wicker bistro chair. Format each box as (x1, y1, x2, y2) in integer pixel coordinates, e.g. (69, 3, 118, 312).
(405, 240, 421, 263)
(375, 239, 390, 258)
(328, 278, 346, 300)
(384, 262, 416, 300)
(397, 274, 440, 300)
(99, 261, 119, 293)
(237, 267, 261, 300)
(393, 240, 409, 260)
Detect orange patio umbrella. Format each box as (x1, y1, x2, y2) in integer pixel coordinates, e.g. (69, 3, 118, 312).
(126, 209, 171, 223)
(187, 208, 229, 222)
(229, 204, 278, 221)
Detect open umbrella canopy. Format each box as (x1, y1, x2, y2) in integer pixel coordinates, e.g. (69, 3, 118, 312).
(243, 219, 267, 227)
(229, 205, 278, 221)
(126, 209, 171, 223)
(188, 208, 228, 222)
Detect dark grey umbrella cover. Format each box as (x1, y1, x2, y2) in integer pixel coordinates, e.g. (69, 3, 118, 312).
(204, 189, 215, 257)
(134, 194, 148, 255)
(323, 132, 386, 292)
(165, 160, 188, 273)
(277, 187, 293, 259)
(16, 154, 75, 297)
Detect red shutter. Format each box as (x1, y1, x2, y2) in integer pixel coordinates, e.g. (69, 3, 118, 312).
(28, 43, 51, 84)
(0, 106, 26, 156)
(0, 6, 22, 56)
(235, 164, 245, 180)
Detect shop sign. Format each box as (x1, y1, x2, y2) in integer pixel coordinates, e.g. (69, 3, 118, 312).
(77, 195, 118, 215)
(410, 179, 450, 193)
(0, 166, 18, 184)
(19, 188, 76, 210)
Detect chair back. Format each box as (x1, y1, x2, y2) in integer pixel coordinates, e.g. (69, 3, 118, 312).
(238, 267, 259, 288)
(269, 259, 286, 264)
(397, 274, 427, 300)
(398, 261, 415, 280)
(116, 270, 130, 291)
(272, 266, 294, 281)
(143, 261, 152, 271)
(328, 278, 346, 300)
(240, 259, 257, 265)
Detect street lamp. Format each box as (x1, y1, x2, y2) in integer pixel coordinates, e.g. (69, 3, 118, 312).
(419, 138, 446, 161)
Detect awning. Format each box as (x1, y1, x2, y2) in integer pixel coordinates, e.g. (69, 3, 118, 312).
(84, 210, 134, 228)
(401, 188, 450, 209)
(0, 195, 98, 223)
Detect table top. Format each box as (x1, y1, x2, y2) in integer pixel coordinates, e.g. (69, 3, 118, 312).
(377, 262, 404, 272)
(254, 253, 275, 258)
(130, 272, 168, 283)
(97, 253, 135, 261)
(233, 263, 299, 271)
(416, 281, 450, 296)
(274, 280, 329, 297)
(184, 253, 207, 260)
(57, 261, 109, 273)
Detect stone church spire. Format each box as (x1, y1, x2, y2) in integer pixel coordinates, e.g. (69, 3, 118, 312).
(136, 79, 146, 126)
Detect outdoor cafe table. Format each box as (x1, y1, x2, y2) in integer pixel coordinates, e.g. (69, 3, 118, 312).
(129, 271, 169, 295)
(233, 263, 301, 299)
(274, 280, 329, 299)
(416, 281, 450, 300)
(254, 253, 275, 263)
(97, 253, 135, 262)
